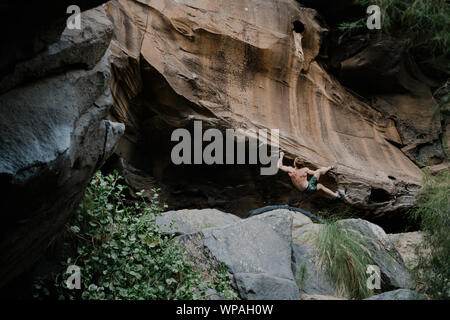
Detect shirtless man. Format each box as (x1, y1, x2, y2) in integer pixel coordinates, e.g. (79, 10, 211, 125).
(278, 152, 342, 199)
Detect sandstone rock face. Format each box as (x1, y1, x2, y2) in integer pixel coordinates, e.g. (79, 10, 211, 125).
(329, 36, 448, 167)
(0, 6, 123, 287)
(107, 0, 423, 215)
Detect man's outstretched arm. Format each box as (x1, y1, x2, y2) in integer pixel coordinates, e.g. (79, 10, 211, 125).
(278, 152, 294, 173)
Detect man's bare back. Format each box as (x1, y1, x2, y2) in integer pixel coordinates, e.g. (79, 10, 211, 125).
(277, 152, 342, 199)
(287, 167, 309, 192)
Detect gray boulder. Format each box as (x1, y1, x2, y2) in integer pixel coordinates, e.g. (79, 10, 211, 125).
(291, 211, 313, 230)
(292, 242, 336, 296)
(266, 209, 313, 236)
(338, 219, 414, 290)
(156, 208, 240, 235)
(0, 6, 123, 287)
(365, 289, 425, 300)
(291, 218, 414, 298)
(0, 7, 114, 94)
(234, 273, 300, 300)
(176, 211, 300, 300)
(291, 224, 337, 297)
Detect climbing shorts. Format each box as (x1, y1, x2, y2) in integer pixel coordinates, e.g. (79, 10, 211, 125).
(305, 176, 318, 193)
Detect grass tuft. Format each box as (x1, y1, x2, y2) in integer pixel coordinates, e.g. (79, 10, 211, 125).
(410, 169, 450, 299)
(315, 220, 375, 299)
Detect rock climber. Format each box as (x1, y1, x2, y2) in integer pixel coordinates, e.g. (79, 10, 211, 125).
(277, 151, 344, 199)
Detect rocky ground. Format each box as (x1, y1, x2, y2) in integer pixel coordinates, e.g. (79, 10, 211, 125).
(156, 208, 425, 300)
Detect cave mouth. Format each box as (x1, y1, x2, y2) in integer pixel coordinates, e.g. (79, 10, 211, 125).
(369, 188, 392, 203)
(109, 106, 341, 218)
(293, 20, 305, 33)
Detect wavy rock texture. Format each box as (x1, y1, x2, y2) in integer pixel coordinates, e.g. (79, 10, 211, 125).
(107, 0, 424, 214)
(0, 6, 123, 287)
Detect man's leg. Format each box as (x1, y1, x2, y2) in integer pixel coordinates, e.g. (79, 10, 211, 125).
(317, 183, 338, 198)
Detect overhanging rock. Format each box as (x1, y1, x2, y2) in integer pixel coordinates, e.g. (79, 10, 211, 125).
(107, 0, 423, 214)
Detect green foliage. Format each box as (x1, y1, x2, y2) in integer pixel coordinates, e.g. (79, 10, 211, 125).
(33, 171, 237, 300)
(338, 18, 368, 42)
(411, 170, 450, 299)
(212, 263, 239, 300)
(338, 0, 450, 57)
(296, 263, 308, 291)
(314, 220, 374, 299)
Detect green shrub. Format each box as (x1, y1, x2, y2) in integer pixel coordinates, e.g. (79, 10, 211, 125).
(338, 0, 450, 58)
(314, 220, 374, 299)
(411, 170, 450, 299)
(33, 171, 237, 300)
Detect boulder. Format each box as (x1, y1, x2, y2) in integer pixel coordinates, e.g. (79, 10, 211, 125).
(262, 209, 314, 234)
(0, 6, 123, 287)
(388, 231, 424, 269)
(291, 224, 337, 297)
(365, 289, 425, 300)
(176, 211, 300, 300)
(234, 273, 300, 300)
(0, 1, 107, 76)
(292, 241, 336, 296)
(156, 208, 241, 235)
(291, 218, 414, 298)
(0, 7, 114, 94)
(292, 211, 313, 230)
(338, 219, 414, 290)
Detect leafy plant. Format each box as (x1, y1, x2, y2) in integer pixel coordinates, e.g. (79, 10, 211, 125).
(314, 220, 375, 299)
(338, 0, 450, 58)
(410, 170, 450, 299)
(33, 171, 237, 300)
